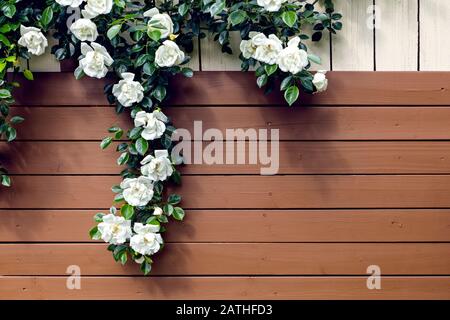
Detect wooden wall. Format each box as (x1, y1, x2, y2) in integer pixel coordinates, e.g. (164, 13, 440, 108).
(27, 0, 450, 72)
(0, 72, 450, 299)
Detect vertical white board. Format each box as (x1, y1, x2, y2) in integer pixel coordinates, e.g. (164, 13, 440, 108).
(376, 0, 418, 71)
(332, 0, 374, 70)
(420, 0, 450, 70)
(200, 31, 242, 71)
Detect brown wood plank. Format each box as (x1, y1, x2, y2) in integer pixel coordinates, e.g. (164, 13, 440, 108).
(1, 209, 449, 242)
(1, 276, 448, 299)
(2, 175, 450, 209)
(9, 106, 450, 141)
(1, 243, 449, 276)
(3, 141, 450, 174)
(12, 72, 450, 106)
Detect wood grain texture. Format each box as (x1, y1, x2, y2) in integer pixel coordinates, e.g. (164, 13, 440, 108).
(12, 72, 450, 106)
(2, 175, 450, 209)
(332, 0, 374, 70)
(1, 276, 448, 300)
(200, 31, 242, 71)
(2, 209, 450, 242)
(1, 243, 449, 276)
(9, 106, 450, 141)
(420, 0, 450, 70)
(2, 141, 450, 174)
(376, 0, 418, 71)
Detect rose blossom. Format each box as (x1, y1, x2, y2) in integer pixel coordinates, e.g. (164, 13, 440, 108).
(144, 7, 174, 39)
(141, 150, 174, 182)
(155, 40, 185, 68)
(70, 18, 98, 41)
(120, 176, 154, 207)
(97, 214, 132, 244)
(134, 110, 168, 140)
(313, 70, 328, 92)
(276, 36, 308, 74)
(253, 34, 282, 65)
(112, 72, 144, 107)
(130, 223, 163, 256)
(18, 26, 48, 56)
(77, 42, 114, 78)
(82, 0, 113, 19)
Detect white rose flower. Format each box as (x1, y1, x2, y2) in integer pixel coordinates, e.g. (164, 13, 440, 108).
(56, 0, 84, 7)
(97, 213, 132, 244)
(239, 32, 267, 59)
(313, 70, 328, 92)
(155, 40, 185, 68)
(70, 18, 98, 41)
(141, 150, 174, 182)
(257, 0, 288, 12)
(276, 37, 308, 74)
(82, 0, 113, 18)
(120, 176, 154, 207)
(130, 223, 163, 256)
(18, 26, 48, 56)
(134, 110, 168, 140)
(153, 207, 163, 216)
(254, 34, 282, 65)
(144, 8, 174, 39)
(112, 72, 144, 107)
(77, 42, 114, 79)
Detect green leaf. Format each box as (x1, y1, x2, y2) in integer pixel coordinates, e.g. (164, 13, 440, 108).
(256, 74, 268, 88)
(121, 204, 135, 220)
(140, 261, 152, 275)
(209, 0, 225, 16)
(172, 207, 185, 221)
(117, 152, 129, 165)
(163, 204, 174, 216)
(2, 4, 16, 18)
(178, 3, 189, 16)
(6, 127, 16, 142)
(107, 24, 122, 40)
(119, 251, 128, 265)
(229, 10, 247, 26)
(94, 213, 105, 222)
(129, 127, 143, 139)
(0, 89, 12, 99)
(264, 64, 278, 76)
(168, 194, 181, 205)
(10, 116, 24, 124)
(152, 85, 166, 102)
(280, 76, 293, 91)
(181, 67, 193, 78)
(23, 69, 34, 80)
(284, 85, 299, 106)
(143, 62, 156, 76)
(135, 137, 149, 155)
(40, 7, 53, 27)
(147, 29, 161, 42)
(282, 11, 297, 28)
(307, 53, 321, 65)
(89, 226, 101, 240)
(1, 175, 11, 187)
(100, 137, 113, 149)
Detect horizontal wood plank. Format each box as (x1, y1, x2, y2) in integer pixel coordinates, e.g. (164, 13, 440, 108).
(2, 175, 450, 209)
(1, 243, 449, 276)
(0, 276, 448, 299)
(9, 106, 450, 141)
(2, 141, 450, 174)
(1, 209, 449, 242)
(11, 72, 450, 106)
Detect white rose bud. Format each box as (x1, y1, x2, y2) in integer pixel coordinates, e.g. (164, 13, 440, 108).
(312, 70, 328, 92)
(55, 0, 85, 7)
(257, 0, 288, 12)
(140, 150, 174, 182)
(276, 37, 308, 74)
(97, 214, 132, 244)
(70, 18, 98, 41)
(112, 72, 144, 107)
(253, 34, 282, 65)
(82, 0, 113, 19)
(144, 8, 174, 39)
(153, 207, 163, 216)
(18, 25, 48, 56)
(77, 42, 114, 79)
(155, 40, 185, 68)
(120, 176, 155, 207)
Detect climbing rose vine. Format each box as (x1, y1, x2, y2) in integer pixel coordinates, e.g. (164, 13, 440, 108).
(0, 0, 341, 274)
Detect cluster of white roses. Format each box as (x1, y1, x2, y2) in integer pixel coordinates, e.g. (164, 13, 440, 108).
(240, 32, 328, 92)
(98, 211, 163, 257)
(52, 1, 182, 261)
